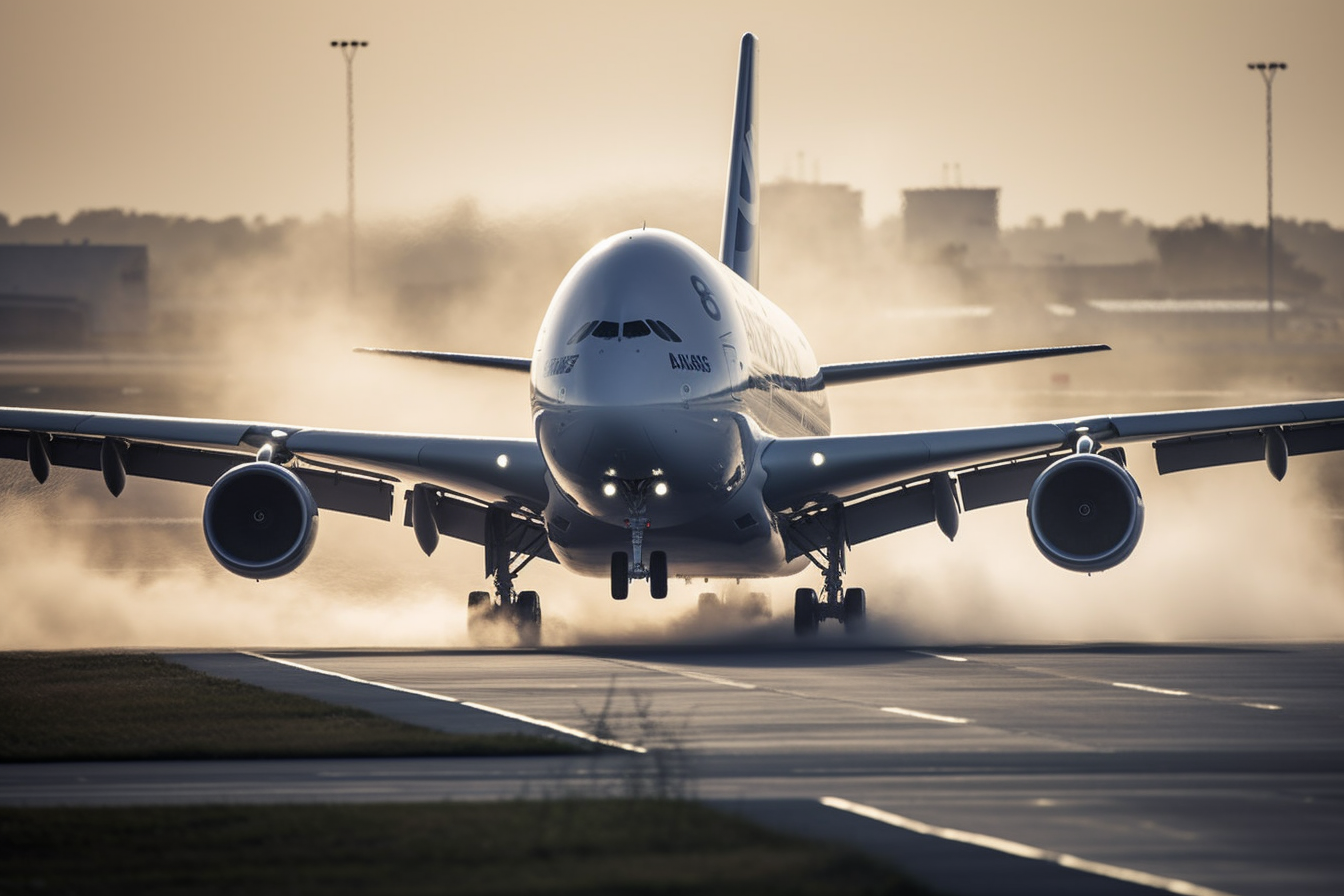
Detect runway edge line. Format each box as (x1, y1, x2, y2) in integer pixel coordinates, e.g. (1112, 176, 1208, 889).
(241, 652, 647, 754)
(818, 796, 1241, 896)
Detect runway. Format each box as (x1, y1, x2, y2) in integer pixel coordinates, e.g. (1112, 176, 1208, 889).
(4, 642, 1343, 896)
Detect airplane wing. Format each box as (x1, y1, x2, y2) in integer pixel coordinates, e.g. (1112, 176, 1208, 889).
(761, 398, 1344, 546)
(818, 344, 1110, 385)
(0, 406, 549, 523)
(354, 347, 532, 373)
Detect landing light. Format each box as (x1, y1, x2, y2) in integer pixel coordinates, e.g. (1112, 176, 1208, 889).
(811, 452, 826, 467)
(602, 482, 618, 497)
(496, 454, 509, 468)
(653, 481, 669, 497)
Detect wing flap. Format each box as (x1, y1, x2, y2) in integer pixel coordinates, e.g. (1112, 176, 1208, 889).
(1, 429, 395, 520)
(1154, 420, 1344, 474)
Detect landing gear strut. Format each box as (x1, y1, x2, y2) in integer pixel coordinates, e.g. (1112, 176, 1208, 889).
(609, 479, 668, 600)
(787, 504, 866, 636)
(466, 507, 548, 646)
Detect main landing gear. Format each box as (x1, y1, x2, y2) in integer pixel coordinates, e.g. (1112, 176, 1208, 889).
(465, 508, 548, 646)
(788, 505, 867, 636)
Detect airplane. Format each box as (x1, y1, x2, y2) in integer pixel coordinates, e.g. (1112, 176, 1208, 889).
(3, 33, 1344, 644)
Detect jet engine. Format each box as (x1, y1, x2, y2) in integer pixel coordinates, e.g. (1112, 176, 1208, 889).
(1026, 452, 1144, 573)
(203, 462, 318, 579)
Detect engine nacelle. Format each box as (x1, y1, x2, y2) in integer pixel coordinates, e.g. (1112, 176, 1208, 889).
(203, 462, 318, 579)
(1026, 452, 1144, 573)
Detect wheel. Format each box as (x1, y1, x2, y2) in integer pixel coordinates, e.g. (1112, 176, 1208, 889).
(842, 587, 867, 633)
(516, 591, 541, 646)
(611, 552, 629, 600)
(467, 590, 492, 641)
(794, 588, 819, 636)
(649, 551, 668, 599)
(697, 592, 721, 613)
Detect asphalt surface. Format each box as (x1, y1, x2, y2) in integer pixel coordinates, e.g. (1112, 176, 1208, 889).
(4, 642, 1342, 896)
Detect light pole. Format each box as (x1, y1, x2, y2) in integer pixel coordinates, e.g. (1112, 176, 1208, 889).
(331, 39, 369, 302)
(1248, 61, 1286, 342)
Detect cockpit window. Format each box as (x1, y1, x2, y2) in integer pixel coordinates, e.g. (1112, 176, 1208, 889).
(566, 320, 599, 345)
(647, 319, 682, 343)
(566, 318, 681, 343)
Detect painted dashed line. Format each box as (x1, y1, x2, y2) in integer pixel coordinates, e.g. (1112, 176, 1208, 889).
(1111, 681, 1191, 697)
(594, 657, 758, 690)
(1239, 701, 1282, 711)
(909, 650, 969, 663)
(821, 796, 1241, 896)
(243, 651, 647, 753)
(881, 706, 972, 725)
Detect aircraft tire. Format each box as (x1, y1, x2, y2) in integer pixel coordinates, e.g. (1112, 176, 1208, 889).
(794, 588, 819, 636)
(842, 587, 867, 633)
(611, 552, 629, 600)
(649, 551, 668, 599)
(516, 590, 541, 646)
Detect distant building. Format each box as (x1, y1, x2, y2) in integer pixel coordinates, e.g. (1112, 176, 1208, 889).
(902, 187, 1002, 265)
(761, 180, 864, 265)
(0, 244, 149, 345)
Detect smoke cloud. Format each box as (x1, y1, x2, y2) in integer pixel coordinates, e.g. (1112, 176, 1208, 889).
(3, 196, 1344, 649)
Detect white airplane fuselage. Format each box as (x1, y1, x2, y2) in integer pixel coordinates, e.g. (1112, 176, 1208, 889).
(530, 228, 825, 578)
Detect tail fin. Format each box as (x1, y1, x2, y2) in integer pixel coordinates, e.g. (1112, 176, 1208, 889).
(719, 33, 759, 288)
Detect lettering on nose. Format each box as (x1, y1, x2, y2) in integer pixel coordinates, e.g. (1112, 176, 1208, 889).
(669, 353, 712, 373)
(544, 355, 579, 376)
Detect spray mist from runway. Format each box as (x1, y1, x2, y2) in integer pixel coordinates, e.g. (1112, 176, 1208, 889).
(4, 197, 1344, 649)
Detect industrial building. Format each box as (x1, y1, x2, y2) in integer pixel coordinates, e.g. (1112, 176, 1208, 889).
(0, 244, 149, 346)
(902, 187, 1003, 265)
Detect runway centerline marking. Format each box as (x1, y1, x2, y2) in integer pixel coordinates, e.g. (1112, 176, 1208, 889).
(820, 796, 1241, 896)
(589, 657, 757, 690)
(881, 706, 972, 725)
(909, 650, 969, 663)
(1111, 681, 1190, 697)
(243, 652, 647, 753)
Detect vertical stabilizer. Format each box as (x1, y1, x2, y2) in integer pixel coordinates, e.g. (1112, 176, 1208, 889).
(719, 33, 759, 288)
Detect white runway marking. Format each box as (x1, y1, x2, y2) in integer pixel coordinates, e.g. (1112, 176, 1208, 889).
(820, 796, 1241, 896)
(595, 657, 757, 690)
(881, 706, 972, 725)
(909, 650, 969, 662)
(1239, 701, 1282, 711)
(243, 652, 647, 753)
(1111, 681, 1191, 697)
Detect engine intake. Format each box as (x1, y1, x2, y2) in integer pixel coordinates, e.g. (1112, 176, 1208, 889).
(1026, 452, 1143, 573)
(203, 462, 318, 579)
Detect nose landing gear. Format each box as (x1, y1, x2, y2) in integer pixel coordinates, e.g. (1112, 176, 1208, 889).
(609, 479, 668, 600)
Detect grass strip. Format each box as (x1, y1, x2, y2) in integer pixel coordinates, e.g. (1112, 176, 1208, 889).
(0, 651, 579, 761)
(0, 800, 930, 895)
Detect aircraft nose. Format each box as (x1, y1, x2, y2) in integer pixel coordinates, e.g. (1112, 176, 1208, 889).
(536, 409, 747, 526)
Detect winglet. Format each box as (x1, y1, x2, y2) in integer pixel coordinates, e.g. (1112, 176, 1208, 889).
(719, 33, 759, 288)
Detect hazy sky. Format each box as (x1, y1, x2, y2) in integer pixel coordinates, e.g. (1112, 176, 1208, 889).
(2, 0, 1340, 228)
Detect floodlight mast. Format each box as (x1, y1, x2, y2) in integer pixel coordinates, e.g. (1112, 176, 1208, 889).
(1247, 61, 1286, 342)
(331, 40, 369, 302)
